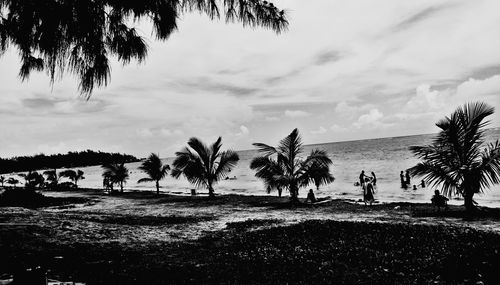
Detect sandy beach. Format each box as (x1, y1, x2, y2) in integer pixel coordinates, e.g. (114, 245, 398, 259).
(1, 189, 500, 284)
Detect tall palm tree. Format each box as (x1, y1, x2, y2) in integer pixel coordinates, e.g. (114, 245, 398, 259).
(409, 102, 500, 213)
(0, 0, 287, 96)
(59, 169, 85, 188)
(171, 137, 239, 198)
(102, 163, 129, 193)
(250, 129, 334, 202)
(138, 153, 170, 195)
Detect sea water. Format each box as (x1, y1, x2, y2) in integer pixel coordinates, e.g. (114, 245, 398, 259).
(24, 129, 500, 207)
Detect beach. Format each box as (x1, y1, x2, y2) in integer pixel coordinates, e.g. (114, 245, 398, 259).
(1, 189, 500, 284)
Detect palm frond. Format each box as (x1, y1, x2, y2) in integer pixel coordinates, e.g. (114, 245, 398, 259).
(214, 150, 239, 181)
(252, 142, 277, 157)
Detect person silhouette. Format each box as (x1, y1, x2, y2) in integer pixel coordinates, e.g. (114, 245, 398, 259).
(405, 170, 411, 186)
(400, 171, 406, 188)
(363, 177, 374, 206)
(371, 171, 377, 186)
(359, 170, 366, 187)
(306, 189, 316, 203)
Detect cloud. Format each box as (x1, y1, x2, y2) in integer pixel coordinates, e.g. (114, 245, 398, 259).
(392, 4, 455, 32)
(160, 128, 183, 137)
(265, 116, 280, 122)
(314, 50, 342, 66)
(353, 109, 386, 128)
(137, 128, 154, 138)
(284, 110, 310, 118)
(311, 126, 327, 134)
(330, 124, 347, 132)
(236, 125, 250, 136)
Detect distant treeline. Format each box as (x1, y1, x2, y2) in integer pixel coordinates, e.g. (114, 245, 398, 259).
(0, 150, 139, 174)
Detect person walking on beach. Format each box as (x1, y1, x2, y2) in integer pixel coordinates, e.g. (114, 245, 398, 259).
(400, 171, 406, 188)
(405, 170, 411, 186)
(363, 177, 374, 206)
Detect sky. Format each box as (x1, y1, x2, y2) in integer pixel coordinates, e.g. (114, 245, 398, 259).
(1, 0, 499, 158)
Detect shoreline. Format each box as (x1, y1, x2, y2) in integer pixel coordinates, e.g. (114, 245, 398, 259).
(1, 189, 500, 284)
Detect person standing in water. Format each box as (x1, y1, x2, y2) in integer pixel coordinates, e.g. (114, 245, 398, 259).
(400, 171, 406, 188)
(359, 170, 366, 187)
(371, 172, 377, 186)
(405, 170, 411, 186)
(363, 177, 375, 206)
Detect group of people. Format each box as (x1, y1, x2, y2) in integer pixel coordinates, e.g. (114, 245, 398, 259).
(358, 170, 376, 206)
(400, 170, 426, 190)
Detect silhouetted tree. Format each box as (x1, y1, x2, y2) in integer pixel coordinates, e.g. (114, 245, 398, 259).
(250, 129, 333, 202)
(0, 150, 138, 174)
(0, 0, 288, 96)
(171, 137, 239, 198)
(19, 171, 45, 189)
(43, 169, 59, 188)
(6, 177, 19, 187)
(102, 163, 129, 193)
(304, 160, 335, 191)
(0, 175, 4, 187)
(409, 102, 500, 213)
(138, 153, 170, 195)
(59, 169, 85, 188)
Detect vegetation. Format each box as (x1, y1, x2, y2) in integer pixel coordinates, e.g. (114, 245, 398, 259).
(0, 150, 138, 174)
(43, 169, 59, 189)
(0, 0, 288, 96)
(6, 177, 19, 187)
(138, 153, 170, 195)
(102, 163, 129, 193)
(59, 169, 85, 188)
(19, 171, 45, 189)
(306, 161, 335, 191)
(250, 128, 334, 201)
(171, 137, 239, 198)
(409, 102, 500, 213)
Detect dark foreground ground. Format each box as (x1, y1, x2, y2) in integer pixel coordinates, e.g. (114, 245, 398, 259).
(1, 189, 500, 284)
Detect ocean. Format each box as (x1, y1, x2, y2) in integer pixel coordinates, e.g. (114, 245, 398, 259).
(18, 129, 500, 207)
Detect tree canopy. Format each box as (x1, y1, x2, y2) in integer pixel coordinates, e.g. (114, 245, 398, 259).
(0, 0, 288, 96)
(409, 102, 500, 212)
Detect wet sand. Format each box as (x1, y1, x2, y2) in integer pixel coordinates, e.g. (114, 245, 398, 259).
(1, 189, 500, 284)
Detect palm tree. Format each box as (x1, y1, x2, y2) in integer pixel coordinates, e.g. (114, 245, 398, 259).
(102, 163, 129, 193)
(59, 169, 85, 188)
(304, 160, 335, 191)
(250, 129, 334, 202)
(171, 137, 239, 198)
(19, 171, 45, 189)
(409, 102, 500, 213)
(43, 169, 59, 188)
(0, 176, 5, 187)
(0, 1, 287, 96)
(138, 153, 170, 195)
(6, 177, 19, 188)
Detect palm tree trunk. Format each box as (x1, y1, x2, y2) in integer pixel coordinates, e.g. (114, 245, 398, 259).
(290, 183, 299, 203)
(464, 191, 476, 215)
(120, 181, 124, 193)
(156, 180, 160, 195)
(208, 183, 215, 198)
(278, 187, 282, 197)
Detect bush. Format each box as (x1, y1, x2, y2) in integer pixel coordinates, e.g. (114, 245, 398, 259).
(0, 188, 45, 208)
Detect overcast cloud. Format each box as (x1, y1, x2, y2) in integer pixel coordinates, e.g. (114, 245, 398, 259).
(0, 0, 499, 158)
